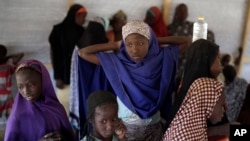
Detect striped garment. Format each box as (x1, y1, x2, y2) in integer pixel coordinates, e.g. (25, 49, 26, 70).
(0, 61, 15, 118)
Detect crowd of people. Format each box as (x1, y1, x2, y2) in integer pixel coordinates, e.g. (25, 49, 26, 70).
(1, 2, 249, 141)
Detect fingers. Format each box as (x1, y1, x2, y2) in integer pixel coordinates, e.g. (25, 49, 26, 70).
(42, 131, 62, 141)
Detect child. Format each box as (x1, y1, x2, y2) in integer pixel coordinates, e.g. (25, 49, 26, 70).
(69, 16, 111, 139)
(0, 44, 23, 126)
(4, 59, 75, 141)
(163, 39, 227, 141)
(81, 90, 126, 141)
(78, 20, 191, 140)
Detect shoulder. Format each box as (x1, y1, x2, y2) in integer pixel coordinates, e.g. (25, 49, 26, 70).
(191, 78, 223, 92)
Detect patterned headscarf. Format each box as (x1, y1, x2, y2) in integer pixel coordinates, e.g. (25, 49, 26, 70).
(163, 78, 223, 141)
(5, 59, 75, 141)
(122, 20, 150, 40)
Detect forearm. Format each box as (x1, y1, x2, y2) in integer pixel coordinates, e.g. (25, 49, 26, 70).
(158, 36, 192, 53)
(78, 42, 119, 65)
(78, 42, 119, 54)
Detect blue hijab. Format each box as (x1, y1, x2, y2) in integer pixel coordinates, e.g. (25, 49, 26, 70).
(97, 29, 179, 119)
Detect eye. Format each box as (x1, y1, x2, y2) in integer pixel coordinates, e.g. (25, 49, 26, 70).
(126, 43, 133, 48)
(138, 42, 144, 46)
(18, 85, 23, 90)
(101, 120, 107, 124)
(112, 118, 118, 122)
(28, 83, 35, 88)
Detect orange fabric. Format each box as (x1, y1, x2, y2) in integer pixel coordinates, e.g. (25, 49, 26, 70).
(76, 7, 87, 14)
(149, 6, 168, 37)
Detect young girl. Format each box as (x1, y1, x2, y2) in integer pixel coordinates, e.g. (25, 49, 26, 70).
(163, 39, 226, 141)
(69, 17, 112, 139)
(4, 59, 75, 141)
(78, 20, 191, 140)
(81, 90, 126, 141)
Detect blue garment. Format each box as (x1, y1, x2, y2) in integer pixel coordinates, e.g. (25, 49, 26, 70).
(97, 30, 179, 119)
(77, 55, 112, 138)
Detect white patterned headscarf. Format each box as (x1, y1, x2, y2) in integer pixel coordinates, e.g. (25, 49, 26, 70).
(122, 20, 150, 40)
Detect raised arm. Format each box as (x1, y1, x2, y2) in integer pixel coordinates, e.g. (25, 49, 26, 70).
(78, 42, 120, 65)
(157, 36, 192, 53)
(7, 52, 24, 65)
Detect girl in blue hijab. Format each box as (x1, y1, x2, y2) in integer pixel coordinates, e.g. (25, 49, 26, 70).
(78, 20, 190, 140)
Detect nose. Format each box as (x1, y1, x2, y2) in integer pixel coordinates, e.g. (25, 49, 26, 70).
(131, 45, 139, 54)
(106, 122, 114, 131)
(22, 86, 30, 96)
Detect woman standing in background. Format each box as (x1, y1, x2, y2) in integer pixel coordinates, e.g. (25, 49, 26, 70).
(49, 3, 87, 115)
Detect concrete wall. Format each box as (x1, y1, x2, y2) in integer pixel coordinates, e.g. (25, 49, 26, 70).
(0, 0, 248, 80)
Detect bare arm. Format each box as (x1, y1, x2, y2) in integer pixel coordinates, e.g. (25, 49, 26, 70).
(78, 42, 120, 65)
(157, 36, 192, 53)
(7, 53, 24, 65)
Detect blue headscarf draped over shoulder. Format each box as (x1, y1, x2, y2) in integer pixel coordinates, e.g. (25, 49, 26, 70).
(97, 21, 179, 119)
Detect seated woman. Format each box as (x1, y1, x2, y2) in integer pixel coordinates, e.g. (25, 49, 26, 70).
(4, 59, 75, 141)
(164, 39, 227, 141)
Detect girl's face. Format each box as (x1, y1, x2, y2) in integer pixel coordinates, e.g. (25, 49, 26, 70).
(208, 92, 226, 124)
(125, 33, 149, 62)
(210, 52, 222, 78)
(92, 103, 119, 140)
(16, 68, 42, 102)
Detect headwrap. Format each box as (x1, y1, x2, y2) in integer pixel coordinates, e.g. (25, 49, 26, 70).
(145, 6, 168, 37)
(87, 90, 117, 119)
(163, 78, 223, 141)
(5, 59, 75, 141)
(122, 20, 150, 40)
(111, 10, 127, 24)
(76, 7, 87, 15)
(97, 20, 179, 119)
(93, 17, 110, 32)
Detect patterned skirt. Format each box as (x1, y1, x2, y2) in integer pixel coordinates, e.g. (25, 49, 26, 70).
(124, 120, 164, 141)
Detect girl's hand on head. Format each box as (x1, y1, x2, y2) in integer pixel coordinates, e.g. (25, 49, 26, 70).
(115, 119, 127, 141)
(113, 41, 121, 53)
(116, 40, 122, 48)
(39, 131, 62, 141)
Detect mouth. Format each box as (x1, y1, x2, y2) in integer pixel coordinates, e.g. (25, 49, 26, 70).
(25, 96, 34, 101)
(132, 56, 142, 61)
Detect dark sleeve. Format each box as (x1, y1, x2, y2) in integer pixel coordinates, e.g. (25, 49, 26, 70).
(207, 112, 229, 127)
(48, 26, 64, 80)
